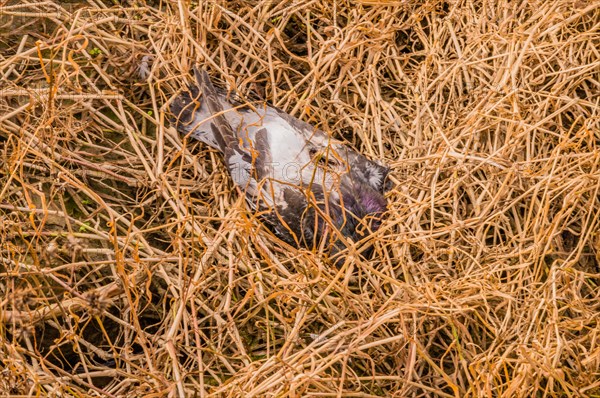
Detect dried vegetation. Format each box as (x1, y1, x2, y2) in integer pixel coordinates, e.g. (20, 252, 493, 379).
(1, 0, 599, 396)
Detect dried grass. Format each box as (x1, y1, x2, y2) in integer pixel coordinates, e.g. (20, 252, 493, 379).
(1, 0, 600, 396)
